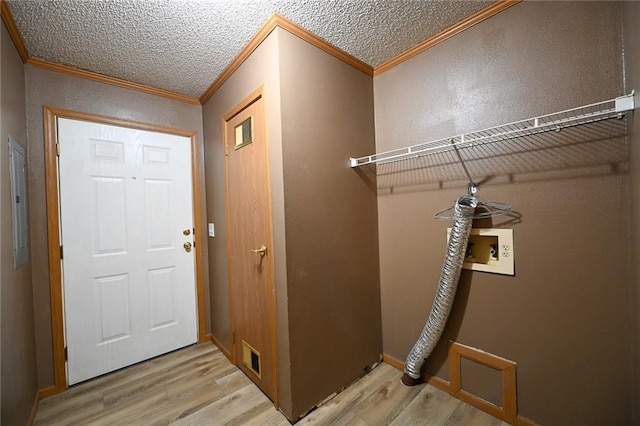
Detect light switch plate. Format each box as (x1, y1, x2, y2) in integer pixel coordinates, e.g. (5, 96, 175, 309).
(208, 223, 215, 237)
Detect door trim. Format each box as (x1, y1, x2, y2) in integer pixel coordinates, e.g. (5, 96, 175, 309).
(44, 106, 207, 394)
(222, 86, 279, 407)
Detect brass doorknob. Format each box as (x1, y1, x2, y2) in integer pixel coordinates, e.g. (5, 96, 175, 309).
(251, 245, 267, 257)
(183, 242, 192, 251)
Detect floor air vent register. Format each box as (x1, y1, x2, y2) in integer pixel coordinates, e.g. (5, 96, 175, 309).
(242, 340, 261, 378)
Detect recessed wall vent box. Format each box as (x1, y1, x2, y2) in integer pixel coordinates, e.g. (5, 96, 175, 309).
(447, 228, 514, 275)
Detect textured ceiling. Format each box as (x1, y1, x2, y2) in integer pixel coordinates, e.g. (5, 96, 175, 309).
(6, 0, 492, 98)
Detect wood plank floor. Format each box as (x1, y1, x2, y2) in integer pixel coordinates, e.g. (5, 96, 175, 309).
(35, 342, 508, 425)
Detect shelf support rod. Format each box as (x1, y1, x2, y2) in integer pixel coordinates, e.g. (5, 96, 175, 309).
(451, 139, 477, 190)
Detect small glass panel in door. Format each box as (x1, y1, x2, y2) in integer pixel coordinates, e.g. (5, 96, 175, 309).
(234, 116, 253, 149)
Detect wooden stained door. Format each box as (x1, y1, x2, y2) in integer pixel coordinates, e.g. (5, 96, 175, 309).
(224, 89, 277, 403)
(58, 118, 198, 385)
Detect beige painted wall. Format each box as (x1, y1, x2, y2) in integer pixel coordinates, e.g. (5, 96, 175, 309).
(374, 2, 631, 424)
(1, 20, 38, 425)
(277, 29, 381, 419)
(201, 29, 290, 413)
(624, 2, 640, 424)
(24, 65, 207, 389)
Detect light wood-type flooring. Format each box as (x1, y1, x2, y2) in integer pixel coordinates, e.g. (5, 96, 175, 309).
(34, 342, 508, 425)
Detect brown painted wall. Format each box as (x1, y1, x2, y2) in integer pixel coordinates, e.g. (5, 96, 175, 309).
(624, 2, 640, 424)
(0, 17, 6, 421)
(1, 20, 38, 425)
(201, 30, 293, 414)
(1, 18, 3, 422)
(277, 30, 381, 419)
(203, 28, 381, 420)
(374, 2, 631, 425)
(24, 65, 207, 389)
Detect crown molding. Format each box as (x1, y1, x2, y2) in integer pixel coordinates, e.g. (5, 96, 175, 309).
(4, 0, 519, 106)
(373, 0, 520, 76)
(2, 0, 199, 104)
(273, 13, 373, 76)
(199, 14, 279, 104)
(27, 57, 200, 104)
(199, 13, 374, 104)
(201, 2, 519, 102)
(0, 0, 29, 63)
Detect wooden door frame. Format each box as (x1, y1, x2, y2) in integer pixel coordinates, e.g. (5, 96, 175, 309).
(43, 106, 208, 395)
(222, 87, 279, 407)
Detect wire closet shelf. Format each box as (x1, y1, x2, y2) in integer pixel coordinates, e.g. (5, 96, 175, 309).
(349, 93, 636, 168)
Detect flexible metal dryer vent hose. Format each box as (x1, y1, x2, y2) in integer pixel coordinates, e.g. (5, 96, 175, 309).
(402, 194, 477, 386)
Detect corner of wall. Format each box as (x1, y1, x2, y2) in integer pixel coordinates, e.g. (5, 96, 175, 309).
(269, 26, 293, 419)
(1, 17, 39, 426)
(200, 27, 292, 419)
(276, 27, 380, 420)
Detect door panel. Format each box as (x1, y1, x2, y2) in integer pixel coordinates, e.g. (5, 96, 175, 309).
(93, 176, 127, 254)
(145, 179, 172, 249)
(225, 93, 277, 402)
(58, 118, 198, 385)
(96, 273, 130, 343)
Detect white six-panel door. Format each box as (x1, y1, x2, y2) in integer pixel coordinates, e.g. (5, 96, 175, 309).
(57, 118, 197, 385)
